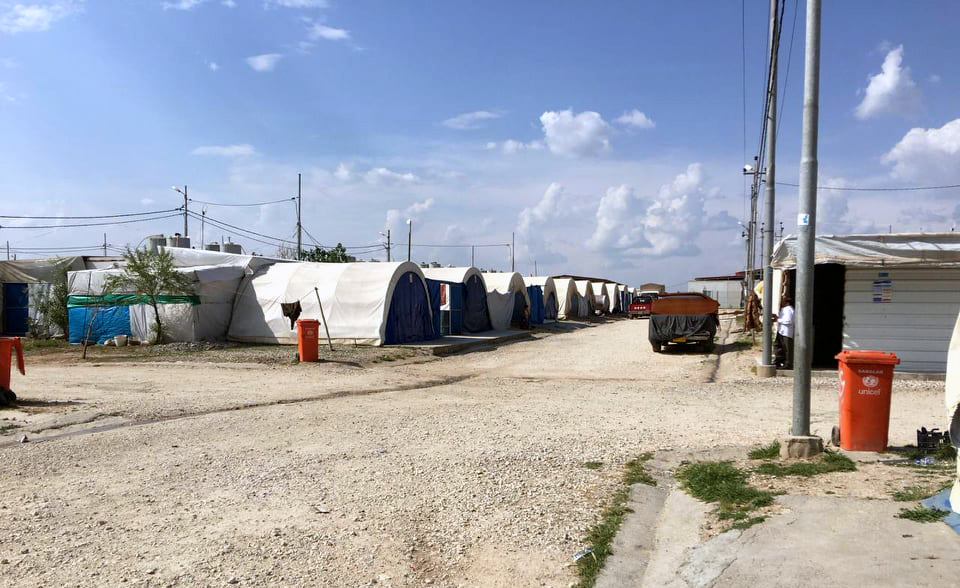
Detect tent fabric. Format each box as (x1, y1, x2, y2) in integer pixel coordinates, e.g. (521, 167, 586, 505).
(553, 278, 579, 319)
(526, 286, 544, 324)
(482, 272, 531, 330)
(0, 257, 85, 284)
(228, 261, 435, 346)
(606, 283, 621, 313)
(67, 264, 245, 342)
(162, 246, 282, 273)
(574, 280, 596, 314)
(421, 267, 491, 333)
(771, 233, 960, 269)
(590, 281, 609, 313)
(524, 276, 558, 322)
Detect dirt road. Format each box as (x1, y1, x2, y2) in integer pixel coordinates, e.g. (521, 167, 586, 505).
(0, 319, 946, 587)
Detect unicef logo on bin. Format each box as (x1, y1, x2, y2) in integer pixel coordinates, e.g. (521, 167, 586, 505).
(862, 375, 880, 388)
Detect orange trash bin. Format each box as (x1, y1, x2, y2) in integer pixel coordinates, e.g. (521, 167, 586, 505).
(296, 319, 320, 363)
(835, 350, 900, 452)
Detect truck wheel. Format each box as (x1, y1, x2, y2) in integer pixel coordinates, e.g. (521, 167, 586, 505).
(651, 342, 660, 353)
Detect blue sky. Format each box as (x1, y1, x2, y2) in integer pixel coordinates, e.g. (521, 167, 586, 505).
(2, 0, 960, 288)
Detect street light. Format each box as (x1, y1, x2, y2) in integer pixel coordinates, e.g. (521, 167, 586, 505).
(406, 219, 412, 262)
(171, 185, 188, 237)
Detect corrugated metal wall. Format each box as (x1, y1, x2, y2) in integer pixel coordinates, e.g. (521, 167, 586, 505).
(844, 268, 960, 372)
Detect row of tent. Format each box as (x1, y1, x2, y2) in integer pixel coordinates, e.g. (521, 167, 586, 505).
(52, 248, 639, 346)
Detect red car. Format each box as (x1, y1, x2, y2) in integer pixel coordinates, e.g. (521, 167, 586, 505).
(628, 293, 658, 319)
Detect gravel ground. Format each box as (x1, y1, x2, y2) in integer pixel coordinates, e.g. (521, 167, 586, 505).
(0, 318, 948, 587)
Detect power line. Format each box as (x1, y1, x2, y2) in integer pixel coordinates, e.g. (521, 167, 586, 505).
(777, 0, 799, 131)
(0, 207, 182, 220)
(775, 182, 960, 192)
(0, 212, 183, 230)
(188, 197, 295, 207)
(188, 211, 294, 244)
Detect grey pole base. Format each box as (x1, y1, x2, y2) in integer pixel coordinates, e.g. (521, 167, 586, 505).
(780, 436, 824, 459)
(757, 363, 777, 378)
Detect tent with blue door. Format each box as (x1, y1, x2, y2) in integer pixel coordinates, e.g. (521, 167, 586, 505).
(421, 267, 492, 335)
(228, 261, 435, 346)
(523, 276, 558, 323)
(0, 256, 86, 336)
(481, 272, 530, 330)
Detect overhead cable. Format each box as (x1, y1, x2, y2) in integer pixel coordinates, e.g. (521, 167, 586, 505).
(0, 212, 184, 230)
(188, 197, 295, 207)
(0, 207, 182, 220)
(775, 182, 960, 192)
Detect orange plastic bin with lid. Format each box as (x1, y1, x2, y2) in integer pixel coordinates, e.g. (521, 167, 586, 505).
(835, 350, 900, 452)
(296, 319, 320, 363)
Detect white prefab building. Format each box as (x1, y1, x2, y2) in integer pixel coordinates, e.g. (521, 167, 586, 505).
(771, 233, 960, 373)
(687, 275, 743, 309)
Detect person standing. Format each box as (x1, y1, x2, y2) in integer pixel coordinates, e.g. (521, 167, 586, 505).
(775, 297, 795, 369)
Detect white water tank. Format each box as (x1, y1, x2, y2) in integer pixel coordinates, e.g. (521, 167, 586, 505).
(167, 234, 191, 249)
(205, 242, 221, 252)
(147, 236, 166, 253)
(221, 239, 242, 254)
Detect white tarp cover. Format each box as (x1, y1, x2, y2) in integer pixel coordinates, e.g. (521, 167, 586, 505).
(771, 233, 960, 269)
(591, 281, 609, 312)
(574, 280, 595, 312)
(524, 276, 558, 321)
(421, 266, 484, 286)
(482, 272, 530, 331)
(552, 277, 579, 319)
(228, 261, 432, 346)
(162, 247, 282, 273)
(606, 283, 621, 312)
(0, 257, 85, 284)
(68, 264, 245, 341)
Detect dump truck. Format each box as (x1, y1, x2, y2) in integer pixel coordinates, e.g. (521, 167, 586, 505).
(648, 292, 719, 353)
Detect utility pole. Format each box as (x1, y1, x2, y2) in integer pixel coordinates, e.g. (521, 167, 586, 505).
(761, 0, 780, 376)
(386, 229, 391, 262)
(407, 220, 412, 262)
(183, 185, 188, 237)
(103, 233, 107, 256)
(471, 245, 475, 267)
(297, 173, 302, 260)
(511, 232, 515, 272)
(201, 208, 207, 248)
(790, 0, 822, 451)
(5, 240, 8, 260)
(534, 260, 538, 275)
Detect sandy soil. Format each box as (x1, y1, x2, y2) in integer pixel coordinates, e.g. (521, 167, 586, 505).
(0, 318, 950, 587)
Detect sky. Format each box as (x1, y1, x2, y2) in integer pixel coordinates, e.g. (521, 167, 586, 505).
(1, 0, 960, 289)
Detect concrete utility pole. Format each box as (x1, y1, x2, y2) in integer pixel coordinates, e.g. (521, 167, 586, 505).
(103, 233, 107, 256)
(297, 173, 302, 260)
(183, 186, 188, 237)
(788, 0, 822, 455)
(760, 0, 780, 377)
(406, 219, 412, 262)
(471, 245, 475, 267)
(386, 229, 391, 262)
(511, 232, 515, 272)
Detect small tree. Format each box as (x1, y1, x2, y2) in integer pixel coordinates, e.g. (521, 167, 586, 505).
(103, 248, 194, 343)
(29, 271, 69, 338)
(299, 243, 355, 263)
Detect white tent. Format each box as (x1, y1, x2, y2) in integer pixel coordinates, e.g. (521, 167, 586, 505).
(482, 272, 531, 330)
(67, 264, 246, 343)
(606, 283, 622, 313)
(524, 276, 558, 322)
(591, 281, 609, 314)
(421, 266, 492, 333)
(228, 261, 435, 346)
(574, 280, 595, 316)
(553, 277, 579, 319)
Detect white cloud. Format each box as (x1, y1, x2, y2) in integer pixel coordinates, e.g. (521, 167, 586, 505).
(364, 167, 419, 185)
(162, 0, 205, 10)
(0, 57, 17, 67)
(333, 162, 352, 181)
(587, 163, 734, 258)
(207, 61, 219, 71)
(614, 109, 655, 129)
(539, 109, 611, 157)
(0, 1, 80, 33)
(308, 22, 349, 41)
(443, 110, 501, 130)
(855, 45, 921, 119)
(929, 74, 942, 84)
(191, 144, 257, 157)
(141, 197, 155, 207)
(883, 118, 960, 183)
(501, 139, 543, 154)
(385, 198, 433, 234)
(515, 183, 568, 264)
(222, 0, 235, 6)
(246, 53, 283, 72)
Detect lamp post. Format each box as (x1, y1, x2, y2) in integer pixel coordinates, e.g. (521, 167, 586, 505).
(172, 185, 188, 237)
(406, 219, 412, 262)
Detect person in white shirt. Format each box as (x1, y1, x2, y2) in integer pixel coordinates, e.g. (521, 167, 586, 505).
(775, 297, 795, 369)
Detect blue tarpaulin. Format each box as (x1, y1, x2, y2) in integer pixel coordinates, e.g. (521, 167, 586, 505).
(68, 306, 132, 344)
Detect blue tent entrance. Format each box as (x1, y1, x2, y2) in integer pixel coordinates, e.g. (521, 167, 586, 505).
(384, 271, 436, 344)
